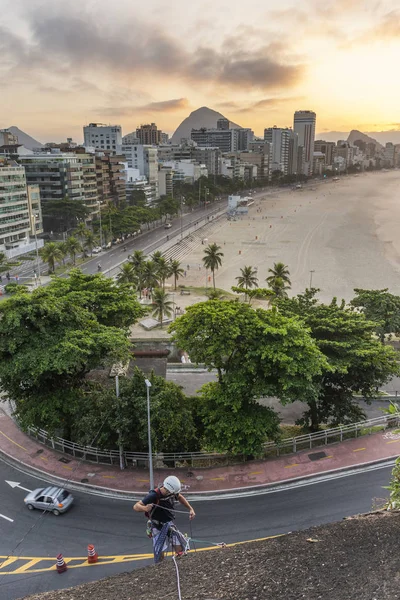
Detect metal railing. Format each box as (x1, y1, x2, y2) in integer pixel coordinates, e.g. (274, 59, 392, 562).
(27, 413, 400, 469)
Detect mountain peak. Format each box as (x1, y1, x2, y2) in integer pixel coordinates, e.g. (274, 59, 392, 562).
(171, 106, 241, 144)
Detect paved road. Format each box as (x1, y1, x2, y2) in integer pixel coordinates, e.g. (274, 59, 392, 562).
(0, 458, 390, 599)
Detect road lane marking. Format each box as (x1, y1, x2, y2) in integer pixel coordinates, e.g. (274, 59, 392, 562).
(210, 477, 224, 481)
(353, 448, 366, 452)
(386, 440, 400, 444)
(0, 514, 14, 523)
(0, 558, 19, 569)
(284, 464, 299, 468)
(0, 431, 27, 452)
(0, 534, 284, 574)
(62, 465, 73, 470)
(5, 481, 32, 492)
(249, 471, 262, 475)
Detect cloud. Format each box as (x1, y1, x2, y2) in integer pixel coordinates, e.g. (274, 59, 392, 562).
(0, 7, 305, 92)
(98, 98, 190, 117)
(228, 96, 306, 114)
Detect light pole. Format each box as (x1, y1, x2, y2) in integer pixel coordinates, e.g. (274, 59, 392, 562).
(145, 378, 154, 489)
(97, 202, 103, 249)
(110, 362, 129, 470)
(180, 196, 185, 240)
(309, 270, 315, 289)
(31, 214, 41, 286)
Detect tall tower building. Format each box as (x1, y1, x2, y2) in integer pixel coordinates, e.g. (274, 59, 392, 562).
(136, 123, 162, 145)
(83, 123, 122, 153)
(293, 111, 316, 176)
(264, 127, 290, 175)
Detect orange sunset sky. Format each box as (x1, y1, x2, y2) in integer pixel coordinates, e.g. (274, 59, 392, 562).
(1, 0, 399, 142)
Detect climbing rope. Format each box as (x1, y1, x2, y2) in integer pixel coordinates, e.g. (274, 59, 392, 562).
(172, 555, 182, 600)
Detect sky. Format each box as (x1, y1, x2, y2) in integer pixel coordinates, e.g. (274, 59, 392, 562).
(1, 0, 400, 143)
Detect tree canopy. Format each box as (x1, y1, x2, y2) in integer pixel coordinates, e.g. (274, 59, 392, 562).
(0, 270, 145, 436)
(350, 288, 400, 343)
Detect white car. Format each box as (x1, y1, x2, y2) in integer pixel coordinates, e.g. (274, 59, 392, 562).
(92, 246, 102, 254)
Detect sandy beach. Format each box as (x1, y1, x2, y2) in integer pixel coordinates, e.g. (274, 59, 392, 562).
(177, 171, 400, 303)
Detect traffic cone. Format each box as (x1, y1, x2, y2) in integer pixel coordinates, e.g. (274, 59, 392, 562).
(56, 553, 67, 573)
(87, 544, 98, 564)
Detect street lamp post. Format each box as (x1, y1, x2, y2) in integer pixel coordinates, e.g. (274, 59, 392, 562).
(180, 196, 185, 240)
(309, 270, 315, 289)
(145, 378, 154, 489)
(32, 214, 41, 286)
(97, 202, 103, 249)
(115, 375, 125, 471)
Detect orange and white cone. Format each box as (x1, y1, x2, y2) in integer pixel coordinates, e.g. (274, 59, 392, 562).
(56, 553, 67, 573)
(87, 544, 98, 564)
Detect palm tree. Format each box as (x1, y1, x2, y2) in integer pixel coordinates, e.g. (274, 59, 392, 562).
(235, 266, 259, 300)
(83, 231, 98, 257)
(142, 260, 160, 292)
(74, 222, 90, 240)
(58, 242, 69, 266)
(266, 262, 291, 288)
(169, 259, 184, 290)
(269, 276, 291, 299)
(152, 250, 164, 266)
(156, 257, 172, 290)
(65, 236, 82, 266)
(39, 242, 63, 273)
(151, 287, 174, 327)
(116, 262, 138, 288)
(202, 243, 224, 290)
(129, 250, 145, 273)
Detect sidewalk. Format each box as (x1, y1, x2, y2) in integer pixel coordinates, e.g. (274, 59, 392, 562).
(0, 408, 399, 497)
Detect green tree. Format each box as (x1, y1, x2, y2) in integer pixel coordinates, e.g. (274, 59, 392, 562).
(116, 262, 138, 288)
(202, 243, 224, 290)
(74, 222, 90, 240)
(152, 287, 174, 326)
(83, 231, 98, 257)
(277, 289, 400, 430)
(170, 301, 326, 453)
(39, 242, 63, 273)
(0, 251, 6, 266)
(156, 257, 172, 290)
(65, 236, 82, 266)
(169, 260, 184, 291)
(350, 288, 400, 344)
(0, 270, 145, 437)
(42, 198, 89, 233)
(266, 262, 291, 288)
(235, 266, 259, 300)
(142, 260, 160, 291)
(58, 241, 69, 266)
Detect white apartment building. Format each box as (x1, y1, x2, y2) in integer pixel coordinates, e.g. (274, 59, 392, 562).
(293, 111, 316, 176)
(83, 123, 122, 153)
(264, 127, 291, 175)
(0, 159, 44, 257)
(160, 160, 207, 183)
(121, 143, 159, 200)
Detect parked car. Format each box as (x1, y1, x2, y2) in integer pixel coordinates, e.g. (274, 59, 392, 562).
(24, 486, 74, 515)
(92, 246, 102, 254)
(164, 223, 172, 229)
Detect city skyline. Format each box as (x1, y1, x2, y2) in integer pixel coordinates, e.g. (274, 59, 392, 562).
(1, 0, 400, 142)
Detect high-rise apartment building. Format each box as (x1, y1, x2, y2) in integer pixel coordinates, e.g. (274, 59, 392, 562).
(293, 111, 316, 176)
(121, 143, 159, 201)
(288, 130, 299, 175)
(264, 127, 291, 175)
(217, 118, 230, 131)
(95, 153, 126, 207)
(0, 129, 19, 146)
(314, 140, 335, 166)
(0, 158, 44, 256)
(191, 128, 238, 153)
(136, 123, 162, 145)
(83, 123, 122, 153)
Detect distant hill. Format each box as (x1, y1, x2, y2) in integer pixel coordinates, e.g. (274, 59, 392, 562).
(318, 129, 399, 146)
(7, 127, 43, 150)
(347, 129, 383, 150)
(171, 106, 241, 144)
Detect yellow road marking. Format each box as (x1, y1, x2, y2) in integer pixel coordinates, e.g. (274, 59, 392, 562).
(386, 439, 400, 444)
(284, 464, 299, 468)
(0, 430, 27, 452)
(137, 479, 150, 482)
(0, 534, 285, 575)
(0, 558, 19, 569)
(40, 456, 48, 461)
(249, 471, 262, 475)
(319, 455, 333, 460)
(353, 448, 366, 452)
(210, 477, 225, 481)
(102, 475, 116, 479)
(62, 465, 73, 470)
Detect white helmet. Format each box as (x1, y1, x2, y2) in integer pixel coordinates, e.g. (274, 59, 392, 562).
(163, 475, 181, 495)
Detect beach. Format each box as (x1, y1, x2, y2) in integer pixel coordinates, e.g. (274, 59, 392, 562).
(179, 171, 400, 303)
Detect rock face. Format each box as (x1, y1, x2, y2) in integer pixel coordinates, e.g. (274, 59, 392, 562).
(7, 126, 43, 150)
(170, 106, 241, 144)
(347, 129, 383, 149)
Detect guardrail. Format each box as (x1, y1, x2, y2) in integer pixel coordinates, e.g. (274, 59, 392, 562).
(27, 413, 400, 469)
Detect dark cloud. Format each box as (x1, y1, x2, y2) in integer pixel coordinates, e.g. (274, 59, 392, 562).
(99, 98, 189, 117)
(0, 8, 304, 91)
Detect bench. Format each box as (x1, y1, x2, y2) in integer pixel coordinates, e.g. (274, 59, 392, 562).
(180, 290, 191, 295)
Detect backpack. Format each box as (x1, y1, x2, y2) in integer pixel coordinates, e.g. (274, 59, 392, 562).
(144, 487, 163, 518)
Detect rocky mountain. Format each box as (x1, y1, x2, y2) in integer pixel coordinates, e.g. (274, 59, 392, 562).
(7, 126, 43, 150)
(318, 129, 399, 146)
(347, 129, 384, 149)
(170, 106, 241, 144)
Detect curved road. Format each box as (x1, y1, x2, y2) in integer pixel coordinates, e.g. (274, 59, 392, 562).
(0, 459, 391, 599)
